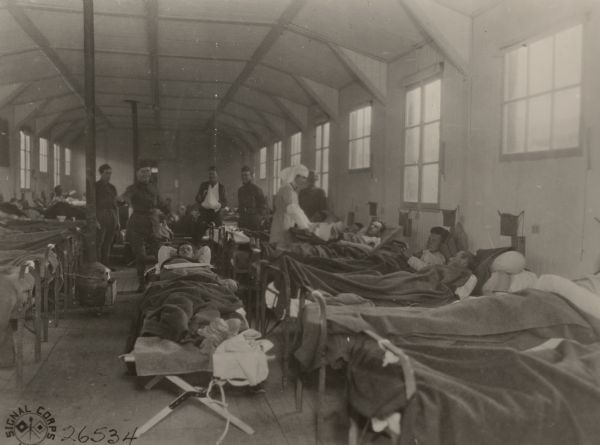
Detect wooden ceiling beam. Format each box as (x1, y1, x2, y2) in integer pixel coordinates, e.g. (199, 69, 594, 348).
(0, 82, 30, 110)
(396, 0, 468, 75)
(5, 0, 113, 127)
(204, 0, 307, 132)
(14, 97, 54, 129)
(145, 0, 160, 126)
(18, 3, 275, 27)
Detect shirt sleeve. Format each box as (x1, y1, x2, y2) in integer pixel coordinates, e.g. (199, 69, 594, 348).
(455, 275, 478, 300)
(408, 256, 427, 271)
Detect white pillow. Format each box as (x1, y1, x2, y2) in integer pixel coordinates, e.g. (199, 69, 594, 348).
(509, 270, 538, 292)
(490, 251, 526, 274)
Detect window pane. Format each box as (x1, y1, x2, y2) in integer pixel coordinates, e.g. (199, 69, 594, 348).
(503, 100, 527, 153)
(364, 106, 371, 136)
(424, 79, 441, 123)
(504, 46, 528, 100)
(553, 87, 580, 149)
(403, 166, 419, 202)
(555, 25, 582, 88)
(363, 137, 370, 168)
(528, 36, 553, 95)
(527, 94, 552, 152)
(315, 149, 322, 172)
(404, 127, 419, 164)
(323, 148, 329, 172)
(421, 164, 439, 204)
(349, 111, 357, 140)
(323, 122, 330, 147)
(316, 126, 322, 149)
(322, 173, 329, 194)
(349, 140, 356, 169)
(423, 122, 440, 163)
(405, 87, 421, 127)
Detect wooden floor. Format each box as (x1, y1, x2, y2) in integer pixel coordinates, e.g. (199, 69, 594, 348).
(0, 268, 383, 445)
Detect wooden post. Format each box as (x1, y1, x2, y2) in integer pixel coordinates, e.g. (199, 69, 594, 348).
(125, 100, 139, 179)
(83, 0, 97, 263)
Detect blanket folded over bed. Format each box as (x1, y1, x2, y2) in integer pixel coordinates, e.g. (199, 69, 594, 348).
(295, 290, 600, 370)
(347, 337, 600, 445)
(279, 255, 470, 313)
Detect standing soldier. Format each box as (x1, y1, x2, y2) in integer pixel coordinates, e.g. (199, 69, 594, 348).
(95, 164, 118, 269)
(237, 166, 266, 231)
(119, 161, 164, 292)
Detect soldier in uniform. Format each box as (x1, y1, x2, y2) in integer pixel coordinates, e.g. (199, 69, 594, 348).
(237, 166, 267, 231)
(119, 161, 164, 292)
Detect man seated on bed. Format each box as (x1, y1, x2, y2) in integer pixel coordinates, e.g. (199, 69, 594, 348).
(404, 226, 449, 270)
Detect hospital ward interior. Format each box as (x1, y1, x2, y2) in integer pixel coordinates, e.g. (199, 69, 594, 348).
(1, 0, 600, 444)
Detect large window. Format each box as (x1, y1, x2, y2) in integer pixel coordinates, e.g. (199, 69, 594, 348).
(272, 141, 282, 193)
(403, 77, 441, 205)
(64, 148, 71, 176)
(19, 131, 31, 189)
(39, 138, 48, 173)
(53, 143, 61, 186)
(502, 24, 582, 156)
(348, 105, 371, 170)
(290, 132, 302, 166)
(258, 146, 267, 179)
(315, 122, 330, 194)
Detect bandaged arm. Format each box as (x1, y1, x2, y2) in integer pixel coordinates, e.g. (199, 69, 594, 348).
(455, 274, 478, 300)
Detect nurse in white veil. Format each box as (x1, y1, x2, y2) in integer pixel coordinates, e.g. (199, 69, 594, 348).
(269, 164, 311, 247)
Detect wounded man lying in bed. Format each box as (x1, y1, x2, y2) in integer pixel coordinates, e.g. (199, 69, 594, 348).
(278, 249, 479, 312)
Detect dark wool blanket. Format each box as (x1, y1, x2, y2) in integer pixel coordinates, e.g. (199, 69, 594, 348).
(278, 254, 471, 309)
(127, 274, 243, 351)
(295, 289, 600, 371)
(347, 336, 600, 445)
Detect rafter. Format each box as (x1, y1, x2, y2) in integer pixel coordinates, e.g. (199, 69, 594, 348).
(329, 43, 387, 104)
(272, 96, 307, 131)
(204, 0, 307, 131)
(14, 98, 54, 129)
(293, 75, 339, 121)
(396, 0, 468, 75)
(35, 108, 73, 136)
(254, 109, 284, 139)
(144, 0, 160, 125)
(0, 82, 30, 110)
(5, 0, 113, 127)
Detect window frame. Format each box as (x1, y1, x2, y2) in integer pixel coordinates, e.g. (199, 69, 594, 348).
(39, 138, 49, 173)
(271, 141, 282, 195)
(258, 146, 267, 179)
(402, 76, 443, 209)
(500, 22, 584, 162)
(64, 147, 71, 176)
(19, 130, 32, 190)
(290, 132, 302, 166)
(315, 121, 330, 194)
(53, 143, 61, 187)
(348, 103, 372, 171)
